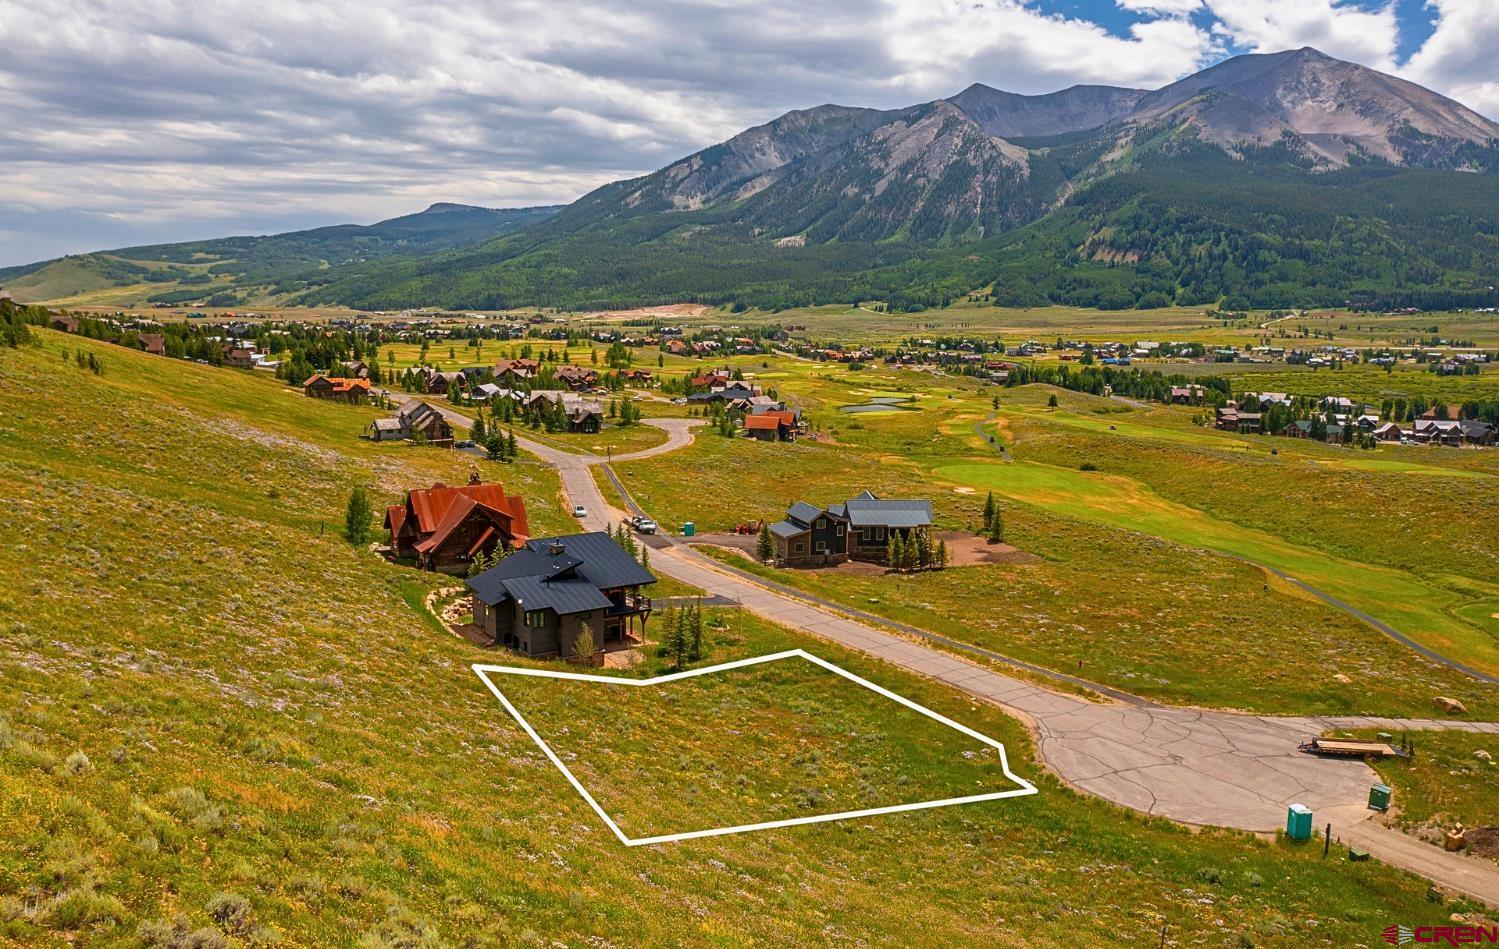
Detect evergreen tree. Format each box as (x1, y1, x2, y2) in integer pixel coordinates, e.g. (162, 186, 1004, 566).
(471, 412, 486, 442)
(344, 486, 374, 545)
(756, 523, 775, 563)
(936, 539, 948, 569)
(982, 491, 996, 531)
(507, 431, 518, 462)
(987, 508, 1004, 544)
(688, 599, 705, 661)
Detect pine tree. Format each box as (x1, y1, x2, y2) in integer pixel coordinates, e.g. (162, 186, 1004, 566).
(936, 539, 948, 569)
(507, 431, 518, 462)
(664, 606, 688, 671)
(988, 508, 1004, 544)
(889, 532, 905, 571)
(344, 487, 373, 545)
(982, 491, 996, 531)
(471, 412, 486, 442)
(756, 523, 775, 563)
(688, 599, 705, 661)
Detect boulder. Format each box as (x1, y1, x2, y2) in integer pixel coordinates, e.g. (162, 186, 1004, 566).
(1333, 673, 1352, 684)
(1476, 750, 1492, 762)
(1433, 696, 1468, 714)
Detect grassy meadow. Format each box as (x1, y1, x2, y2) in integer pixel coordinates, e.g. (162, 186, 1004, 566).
(610, 358, 1499, 712)
(5, 332, 1491, 942)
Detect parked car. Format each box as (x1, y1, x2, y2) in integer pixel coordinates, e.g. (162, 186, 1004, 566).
(455, 439, 476, 448)
(572, 504, 588, 518)
(632, 516, 658, 534)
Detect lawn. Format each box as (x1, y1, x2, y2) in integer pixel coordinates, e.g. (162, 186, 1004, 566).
(1, 331, 1491, 943)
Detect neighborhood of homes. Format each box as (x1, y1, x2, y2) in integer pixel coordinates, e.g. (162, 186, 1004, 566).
(1216, 393, 1497, 446)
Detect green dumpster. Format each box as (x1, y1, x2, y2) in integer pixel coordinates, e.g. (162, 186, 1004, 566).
(682, 522, 695, 537)
(1286, 803, 1313, 841)
(1369, 784, 1392, 811)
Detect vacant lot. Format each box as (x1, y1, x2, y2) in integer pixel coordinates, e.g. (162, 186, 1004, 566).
(495, 653, 1028, 841)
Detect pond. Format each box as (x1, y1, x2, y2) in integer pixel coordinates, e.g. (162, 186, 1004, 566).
(839, 396, 919, 414)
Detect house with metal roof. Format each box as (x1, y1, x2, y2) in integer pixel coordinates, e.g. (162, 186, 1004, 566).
(384, 475, 529, 573)
(467, 532, 655, 658)
(768, 491, 932, 567)
(369, 400, 454, 446)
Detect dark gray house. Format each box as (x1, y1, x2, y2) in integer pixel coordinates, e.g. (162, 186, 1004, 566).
(769, 491, 932, 567)
(769, 502, 849, 567)
(467, 532, 655, 659)
(837, 492, 933, 562)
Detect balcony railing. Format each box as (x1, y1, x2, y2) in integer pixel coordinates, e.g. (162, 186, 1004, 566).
(605, 593, 651, 616)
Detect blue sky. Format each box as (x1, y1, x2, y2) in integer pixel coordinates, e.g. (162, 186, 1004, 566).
(0, 0, 1494, 268)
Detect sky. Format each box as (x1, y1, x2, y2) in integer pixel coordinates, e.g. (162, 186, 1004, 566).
(1, 0, 1496, 268)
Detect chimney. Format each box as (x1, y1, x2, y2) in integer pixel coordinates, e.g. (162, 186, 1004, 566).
(548, 541, 566, 556)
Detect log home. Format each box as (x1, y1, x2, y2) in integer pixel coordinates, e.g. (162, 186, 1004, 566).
(384, 476, 529, 573)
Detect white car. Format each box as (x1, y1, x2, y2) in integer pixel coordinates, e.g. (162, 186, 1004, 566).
(632, 517, 658, 534)
(572, 505, 588, 518)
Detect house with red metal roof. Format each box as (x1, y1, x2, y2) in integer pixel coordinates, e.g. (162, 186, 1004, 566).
(384, 475, 530, 573)
(303, 374, 371, 404)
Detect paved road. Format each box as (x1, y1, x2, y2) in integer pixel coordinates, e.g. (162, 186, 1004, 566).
(464, 409, 1499, 901)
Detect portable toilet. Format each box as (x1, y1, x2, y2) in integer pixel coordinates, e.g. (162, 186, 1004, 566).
(1369, 784, 1392, 812)
(682, 522, 695, 537)
(1286, 803, 1313, 841)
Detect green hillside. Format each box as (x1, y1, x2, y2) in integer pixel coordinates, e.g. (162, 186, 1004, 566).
(0, 331, 1477, 943)
(302, 156, 1499, 312)
(0, 204, 558, 306)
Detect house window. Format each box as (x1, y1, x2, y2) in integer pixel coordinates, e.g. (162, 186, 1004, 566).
(814, 541, 827, 553)
(836, 524, 845, 536)
(793, 542, 805, 553)
(524, 610, 547, 628)
(816, 518, 826, 529)
(875, 527, 886, 541)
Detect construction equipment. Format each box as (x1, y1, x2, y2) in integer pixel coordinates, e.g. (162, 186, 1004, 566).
(734, 518, 765, 535)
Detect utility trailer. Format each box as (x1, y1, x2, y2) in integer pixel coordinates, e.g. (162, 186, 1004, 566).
(1298, 738, 1408, 759)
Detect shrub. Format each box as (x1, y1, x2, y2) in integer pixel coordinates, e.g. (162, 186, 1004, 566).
(1078, 461, 1098, 471)
(47, 887, 127, 929)
(63, 751, 93, 777)
(205, 893, 251, 935)
(137, 916, 231, 948)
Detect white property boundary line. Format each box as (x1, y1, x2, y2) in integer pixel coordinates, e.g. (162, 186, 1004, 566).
(472, 649, 1038, 847)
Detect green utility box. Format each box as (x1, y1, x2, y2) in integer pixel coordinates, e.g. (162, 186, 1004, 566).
(1369, 784, 1392, 811)
(682, 522, 695, 537)
(1349, 848, 1371, 862)
(1286, 803, 1313, 841)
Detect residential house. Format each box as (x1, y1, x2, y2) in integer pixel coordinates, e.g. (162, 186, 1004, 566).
(1281, 420, 1344, 443)
(423, 369, 464, 396)
(1412, 419, 1463, 446)
(303, 374, 371, 403)
(1459, 419, 1497, 445)
(385, 476, 530, 573)
(370, 400, 454, 446)
(553, 364, 599, 390)
(1169, 385, 1205, 404)
(139, 333, 167, 356)
(493, 358, 541, 383)
(50, 315, 80, 333)
(769, 492, 933, 567)
(1372, 422, 1405, 442)
(744, 410, 798, 441)
(527, 391, 604, 432)
(467, 532, 655, 658)
(769, 502, 850, 567)
(224, 344, 258, 368)
(340, 360, 370, 379)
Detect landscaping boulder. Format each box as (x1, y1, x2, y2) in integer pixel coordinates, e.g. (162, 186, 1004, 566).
(1433, 696, 1468, 714)
(1332, 673, 1352, 685)
(1476, 749, 1492, 762)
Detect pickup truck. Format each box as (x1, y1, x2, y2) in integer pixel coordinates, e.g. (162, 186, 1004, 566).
(631, 516, 658, 534)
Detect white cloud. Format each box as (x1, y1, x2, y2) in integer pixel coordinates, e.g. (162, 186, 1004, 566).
(1203, 0, 1400, 71)
(0, 0, 1492, 267)
(1401, 0, 1499, 118)
(1116, 0, 1204, 16)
